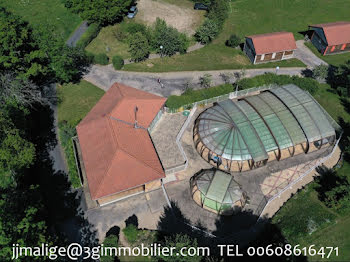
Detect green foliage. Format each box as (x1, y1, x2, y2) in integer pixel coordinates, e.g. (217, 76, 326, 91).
(225, 34, 241, 48)
(312, 64, 328, 81)
(100, 234, 118, 262)
(0, 8, 48, 82)
(76, 23, 101, 48)
(122, 22, 148, 35)
(93, 53, 109, 65)
(58, 122, 81, 188)
(199, 73, 212, 88)
(63, 0, 133, 25)
(166, 84, 233, 109)
(237, 73, 319, 94)
(206, 0, 228, 28)
(157, 234, 202, 262)
(0, 113, 35, 188)
(129, 32, 151, 62)
(332, 60, 350, 95)
(153, 18, 189, 56)
(195, 18, 219, 44)
(122, 224, 139, 244)
(112, 55, 124, 69)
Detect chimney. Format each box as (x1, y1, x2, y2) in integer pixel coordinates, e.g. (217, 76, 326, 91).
(134, 106, 138, 128)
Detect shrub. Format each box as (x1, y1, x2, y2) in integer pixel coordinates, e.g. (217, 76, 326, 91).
(76, 23, 101, 48)
(112, 55, 124, 70)
(100, 234, 118, 262)
(128, 32, 150, 62)
(226, 34, 241, 48)
(199, 73, 212, 88)
(195, 19, 219, 44)
(122, 224, 139, 244)
(93, 53, 109, 65)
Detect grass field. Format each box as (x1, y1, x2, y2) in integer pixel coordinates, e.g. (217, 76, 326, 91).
(305, 42, 350, 67)
(0, 0, 82, 40)
(272, 80, 350, 261)
(57, 80, 104, 126)
(85, 23, 131, 60)
(124, 0, 350, 72)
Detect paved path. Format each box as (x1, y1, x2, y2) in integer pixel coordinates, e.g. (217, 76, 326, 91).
(294, 40, 328, 68)
(66, 21, 89, 47)
(84, 64, 305, 97)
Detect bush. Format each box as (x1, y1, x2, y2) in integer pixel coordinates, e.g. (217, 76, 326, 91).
(76, 23, 101, 48)
(226, 34, 241, 48)
(165, 84, 233, 109)
(312, 64, 328, 80)
(237, 73, 319, 94)
(122, 224, 139, 244)
(100, 234, 118, 262)
(93, 53, 109, 65)
(112, 55, 124, 70)
(195, 19, 219, 44)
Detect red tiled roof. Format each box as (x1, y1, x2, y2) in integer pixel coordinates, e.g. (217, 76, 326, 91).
(77, 83, 166, 200)
(246, 32, 297, 55)
(310, 21, 350, 46)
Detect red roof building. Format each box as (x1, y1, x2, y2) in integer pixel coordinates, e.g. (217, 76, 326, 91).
(76, 83, 166, 206)
(309, 22, 350, 55)
(244, 32, 297, 64)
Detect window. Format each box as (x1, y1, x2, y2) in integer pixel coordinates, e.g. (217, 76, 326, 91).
(331, 46, 335, 52)
(261, 54, 265, 60)
(341, 44, 346, 50)
(272, 53, 276, 59)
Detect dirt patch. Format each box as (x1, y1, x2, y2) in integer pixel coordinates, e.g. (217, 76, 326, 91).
(135, 0, 204, 35)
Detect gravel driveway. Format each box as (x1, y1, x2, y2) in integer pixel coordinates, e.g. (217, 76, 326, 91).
(294, 40, 328, 68)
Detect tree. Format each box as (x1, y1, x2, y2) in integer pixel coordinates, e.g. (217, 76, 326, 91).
(157, 234, 202, 262)
(312, 64, 328, 81)
(153, 18, 189, 56)
(63, 0, 133, 25)
(128, 32, 150, 62)
(34, 25, 89, 83)
(195, 19, 219, 44)
(225, 34, 241, 48)
(0, 8, 49, 82)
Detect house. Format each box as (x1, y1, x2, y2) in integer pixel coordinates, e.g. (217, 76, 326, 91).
(76, 83, 166, 206)
(244, 32, 297, 64)
(309, 21, 350, 55)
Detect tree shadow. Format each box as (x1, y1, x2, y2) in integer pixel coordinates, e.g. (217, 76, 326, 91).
(106, 226, 121, 238)
(340, 98, 350, 114)
(298, 30, 312, 39)
(301, 68, 313, 78)
(125, 214, 139, 228)
(156, 200, 307, 261)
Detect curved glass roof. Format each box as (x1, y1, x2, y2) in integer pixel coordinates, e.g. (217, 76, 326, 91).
(196, 85, 336, 162)
(194, 169, 243, 210)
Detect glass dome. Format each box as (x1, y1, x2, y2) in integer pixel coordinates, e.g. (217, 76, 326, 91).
(190, 169, 247, 215)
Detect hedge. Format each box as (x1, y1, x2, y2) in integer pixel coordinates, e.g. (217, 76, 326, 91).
(165, 84, 233, 109)
(237, 73, 319, 95)
(76, 23, 101, 48)
(93, 53, 109, 65)
(58, 122, 81, 188)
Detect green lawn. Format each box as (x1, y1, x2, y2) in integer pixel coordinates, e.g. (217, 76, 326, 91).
(0, 0, 82, 40)
(57, 80, 105, 126)
(123, 44, 305, 72)
(85, 23, 131, 60)
(272, 79, 350, 261)
(305, 42, 350, 67)
(124, 0, 350, 72)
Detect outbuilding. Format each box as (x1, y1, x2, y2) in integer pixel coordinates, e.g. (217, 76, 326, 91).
(244, 32, 297, 64)
(309, 21, 350, 55)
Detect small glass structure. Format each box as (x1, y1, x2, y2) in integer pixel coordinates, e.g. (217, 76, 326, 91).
(190, 169, 247, 215)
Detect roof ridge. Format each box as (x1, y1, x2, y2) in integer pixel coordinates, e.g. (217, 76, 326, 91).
(93, 116, 119, 197)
